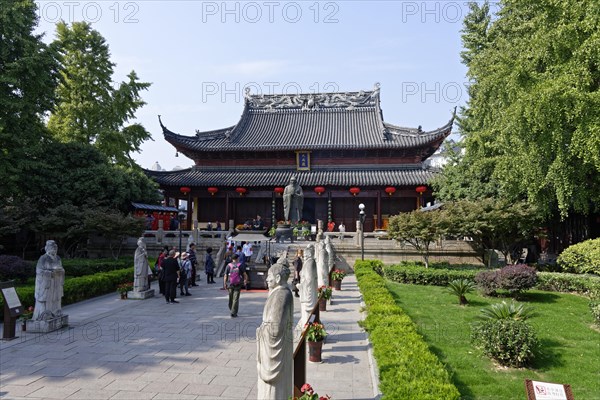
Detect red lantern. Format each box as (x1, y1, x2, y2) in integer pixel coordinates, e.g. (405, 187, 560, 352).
(207, 187, 218, 196)
(314, 186, 326, 195)
(415, 186, 427, 194)
(385, 186, 396, 196)
(180, 186, 191, 195)
(235, 187, 247, 196)
(349, 187, 361, 196)
(274, 187, 284, 195)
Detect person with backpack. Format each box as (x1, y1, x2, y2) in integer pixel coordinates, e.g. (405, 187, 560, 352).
(179, 252, 192, 296)
(205, 247, 216, 284)
(224, 253, 248, 317)
(188, 243, 199, 285)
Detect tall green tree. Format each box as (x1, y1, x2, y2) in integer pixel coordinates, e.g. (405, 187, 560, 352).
(435, 0, 600, 218)
(0, 0, 58, 202)
(48, 21, 151, 166)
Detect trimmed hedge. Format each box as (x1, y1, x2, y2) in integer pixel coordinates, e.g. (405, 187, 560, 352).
(536, 272, 600, 295)
(356, 260, 461, 400)
(0, 267, 133, 319)
(62, 258, 134, 277)
(383, 264, 600, 297)
(557, 238, 600, 275)
(383, 264, 477, 286)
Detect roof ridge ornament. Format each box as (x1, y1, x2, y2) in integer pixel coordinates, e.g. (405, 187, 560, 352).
(246, 88, 379, 111)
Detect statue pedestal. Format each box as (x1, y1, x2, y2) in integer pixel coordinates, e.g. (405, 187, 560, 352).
(275, 226, 294, 243)
(26, 315, 68, 333)
(128, 289, 155, 299)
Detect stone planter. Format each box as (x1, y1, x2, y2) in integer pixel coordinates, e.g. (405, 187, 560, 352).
(318, 297, 327, 311)
(308, 340, 323, 362)
(332, 279, 342, 290)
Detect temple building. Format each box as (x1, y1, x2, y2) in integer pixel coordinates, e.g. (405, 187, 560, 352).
(146, 84, 454, 232)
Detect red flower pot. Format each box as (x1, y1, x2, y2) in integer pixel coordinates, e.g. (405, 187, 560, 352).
(332, 279, 342, 290)
(308, 340, 323, 362)
(318, 297, 327, 311)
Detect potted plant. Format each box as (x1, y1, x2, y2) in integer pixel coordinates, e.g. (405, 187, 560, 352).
(317, 286, 332, 311)
(330, 269, 346, 290)
(292, 383, 332, 400)
(305, 322, 327, 362)
(19, 306, 34, 331)
(117, 282, 133, 299)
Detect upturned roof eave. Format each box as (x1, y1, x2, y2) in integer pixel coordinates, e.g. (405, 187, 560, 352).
(161, 117, 454, 153)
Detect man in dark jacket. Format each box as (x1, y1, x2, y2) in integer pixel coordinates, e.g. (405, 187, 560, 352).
(189, 243, 199, 285)
(162, 250, 180, 304)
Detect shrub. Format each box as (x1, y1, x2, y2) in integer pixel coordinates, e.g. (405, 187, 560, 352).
(497, 264, 537, 295)
(447, 279, 476, 305)
(355, 261, 461, 399)
(0, 255, 35, 283)
(478, 300, 534, 321)
(62, 258, 134, 277)
(471, 319, 538, 368)
(557, 238, 600, 275)
(536, 272, 600, 294)
(475, 265, 537, 297)
(475, 270, 499, 296)
(385, 264, 477, 286)
(590, 286, 600, 326)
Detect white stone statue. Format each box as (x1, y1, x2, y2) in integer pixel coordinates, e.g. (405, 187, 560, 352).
(299, 244, 318, 325)
(257, 261, 294, 400)
(325, 236, 335, 273)
(134, 237, 150, 292)
(316, 241, 328, 288)
(32, 240, 65, 320)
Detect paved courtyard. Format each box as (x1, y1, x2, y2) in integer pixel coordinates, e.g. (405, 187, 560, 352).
(0, 275, 379, 400)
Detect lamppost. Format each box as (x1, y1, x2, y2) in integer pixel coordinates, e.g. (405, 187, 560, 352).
(359, 203, 366, 261)
(178, 209, 186, 258)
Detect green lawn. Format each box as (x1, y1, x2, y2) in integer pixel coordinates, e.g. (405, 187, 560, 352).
(386, 282, 600, 400)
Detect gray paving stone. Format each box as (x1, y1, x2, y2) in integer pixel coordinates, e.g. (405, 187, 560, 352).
(65, 388, 118, 399)
(110, 390, 157, 399)
(0, 384, 38, 397)
(27, 386, 79, 399)
(104, 379, 150, 392)
(181, 383, 227, 396)
(152, 393, 199, 400)
(141, 381, 188, 394)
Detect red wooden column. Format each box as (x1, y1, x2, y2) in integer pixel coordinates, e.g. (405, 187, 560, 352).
(376, 190, 382, 229)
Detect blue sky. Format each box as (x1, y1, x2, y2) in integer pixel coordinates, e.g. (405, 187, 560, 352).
(34, 1, 482, 170)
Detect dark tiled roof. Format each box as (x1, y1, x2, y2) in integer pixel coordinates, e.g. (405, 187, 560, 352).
(131, 202, 179, 212)
(145, 166, 437, 187)
(160, 86, 455, 153)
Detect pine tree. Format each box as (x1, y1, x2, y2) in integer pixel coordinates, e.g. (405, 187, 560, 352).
(48, 21, 151, 166)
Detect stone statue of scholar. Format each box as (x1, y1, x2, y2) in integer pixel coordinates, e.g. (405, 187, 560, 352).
(32, 240, 65, 321)
(134, 237, 150, 292)
(316, 240, 329, 288)
(256, 260, 294, 400)
(299, 244, 318, 325)
(283, 176, 303, 223)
